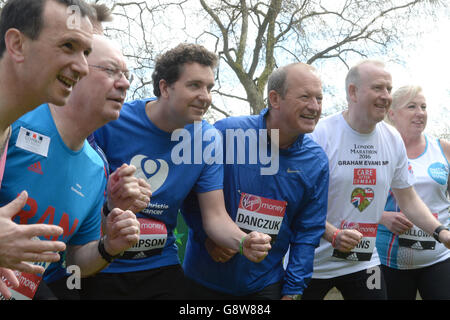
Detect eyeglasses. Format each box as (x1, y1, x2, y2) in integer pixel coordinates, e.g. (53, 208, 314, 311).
(88, 64, 134, 84)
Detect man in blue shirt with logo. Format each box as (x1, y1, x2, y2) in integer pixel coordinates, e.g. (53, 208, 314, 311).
(83, 43, 272, 299)
(0, 35, 143, 300)
(0, 0, 96, 299)
(182, 62, 329, 300)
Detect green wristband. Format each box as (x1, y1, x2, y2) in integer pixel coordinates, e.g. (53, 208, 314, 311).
(239, 236, 246, 255)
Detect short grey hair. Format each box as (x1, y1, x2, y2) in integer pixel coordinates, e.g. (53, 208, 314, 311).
(267, 62, 317, 108)
(345, 60, 386, 101)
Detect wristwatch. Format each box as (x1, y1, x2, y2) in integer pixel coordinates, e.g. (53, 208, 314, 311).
(432, 225, 449, 243)
(98, 236, 122, 263)
(285, 294, 301, 300)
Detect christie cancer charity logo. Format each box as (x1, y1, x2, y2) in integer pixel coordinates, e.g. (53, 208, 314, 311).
(351, 187, 374, 212)
(130, 155, 169, 193)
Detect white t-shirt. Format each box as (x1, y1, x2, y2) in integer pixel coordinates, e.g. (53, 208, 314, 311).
(309, 113, 414, 279)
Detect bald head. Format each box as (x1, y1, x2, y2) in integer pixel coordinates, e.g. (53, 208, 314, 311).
(266, 62, 322, 139)
(267, 62, 319, 108)
(345, 60, 387, 102)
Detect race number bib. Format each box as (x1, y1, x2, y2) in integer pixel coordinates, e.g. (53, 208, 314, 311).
(332, 221, 378, 261)
(398, 213, 438, 250)
(122, 218, 168, 259)
(235, 192, 287, 243)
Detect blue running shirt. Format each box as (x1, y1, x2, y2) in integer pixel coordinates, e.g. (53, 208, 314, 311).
(94, 98, 223, 273)
(0, 104, 107, 283)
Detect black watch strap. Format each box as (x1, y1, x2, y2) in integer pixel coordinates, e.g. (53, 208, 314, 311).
(98, 236, 121, 263)
(432, 225, 449, 243)
(102, 201, 111, 217)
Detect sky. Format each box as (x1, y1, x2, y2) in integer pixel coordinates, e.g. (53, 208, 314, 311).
(388, 15, 450, 137)
(205, 2, 450, 138)
(107, 0, 449, 136)
(315, 9, 450, 137)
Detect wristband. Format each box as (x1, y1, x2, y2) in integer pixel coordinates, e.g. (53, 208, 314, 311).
(331, 229, 341, 248)
(102, 201, 111, 217)
(239, 236, 246, 255)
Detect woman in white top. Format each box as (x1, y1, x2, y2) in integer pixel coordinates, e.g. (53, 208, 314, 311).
(376, 85, 450, 299)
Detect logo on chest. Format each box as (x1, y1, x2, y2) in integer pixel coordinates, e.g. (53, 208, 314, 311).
(427, 162, 448, 185)
(130, 155, 169, 193)
(351, 187, 374, 212)
(353, 168, 376, 185)
(16, 127, 51, 157)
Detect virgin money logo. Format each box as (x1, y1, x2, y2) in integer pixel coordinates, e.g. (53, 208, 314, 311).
(130, 155, 169, 193)
(241, 194, 262, 211)
(341, 221, 359, 230)
(341, 221, 377, 236)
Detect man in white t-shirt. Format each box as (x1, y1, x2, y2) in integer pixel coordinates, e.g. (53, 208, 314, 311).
(302, 60, 450, 300)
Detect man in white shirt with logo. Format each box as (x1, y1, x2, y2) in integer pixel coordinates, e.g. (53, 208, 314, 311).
(302, 60, 450, 300)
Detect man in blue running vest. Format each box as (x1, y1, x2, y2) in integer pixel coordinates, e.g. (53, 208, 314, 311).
(0, 0, 95, 299)
(0, 35, 145, 300)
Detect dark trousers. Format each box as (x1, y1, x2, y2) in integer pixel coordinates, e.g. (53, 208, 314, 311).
(46, 277, 81, 300)
(381, 257, 450, 300)
(184, 276, 283, 300)
(79, 264, 187, 300)
(302, 267, 387, 300)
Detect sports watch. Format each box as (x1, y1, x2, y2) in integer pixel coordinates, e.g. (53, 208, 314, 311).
(432, 225, 449, 243)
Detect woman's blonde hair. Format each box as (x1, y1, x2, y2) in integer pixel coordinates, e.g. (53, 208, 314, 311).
(385, 85, 423, 125)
